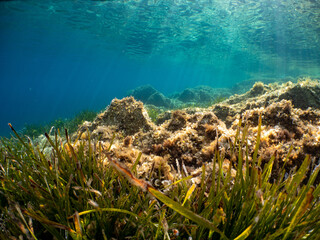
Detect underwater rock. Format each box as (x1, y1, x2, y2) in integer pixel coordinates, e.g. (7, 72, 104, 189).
(177, 89, 197, 102)
(195, 112, 222, 138)
(212, 105, 237, 127)
(247, 82, 267, 97)
(73, 78, 320, 186)
(242, 100, 303, 137)
(76, 97, 154, 138)
(230, 76, 297, 94)
(91, 125, 116, 141)
(155, 111, 172, 125)
(127, 85, 158, 103)
(97, 97, 154, 135)
(213, 78, 320, 121)
(128, 84, 232, 109)
(128, 85, 172, 108)
(278, 80, 320, 109)
(77, 121, 97, 137)
(165, 110, 188, 132)
(146, 92, 172, 108)
(175, 86, 231, 105)
(228, 98, 320, 184)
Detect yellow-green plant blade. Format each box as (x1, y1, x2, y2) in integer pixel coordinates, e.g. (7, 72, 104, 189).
(234, 224, 253, 240)
(76, 208, 138, 218)
(313, 180, 320, 198)
(147, 186, 228, 239)
(155, 209, 167, 239)
(24, 210, 75, 233)
(107, 133, 115, 151)
(73, 211, 82, 238)
(198, 164, 207, 211)
(286, 155, 310, 195)
(282, 164, 320, 240)
(262, 155, 274, 186)
(131, 152, 142, 173)
(182, 183, 196, 206)
(252, 115, 262, 164)
(15, 205, 38, 240)
(282, 186, 314, 240)
(165, 174, 194, 188)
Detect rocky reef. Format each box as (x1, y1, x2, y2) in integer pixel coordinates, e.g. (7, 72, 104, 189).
(127, 84, 232, 109)
(73, 78, 320, 187)
(127, 85, 173, 108)
(213, 78, 320, 125)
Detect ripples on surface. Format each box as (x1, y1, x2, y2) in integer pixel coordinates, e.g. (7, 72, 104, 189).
(1, 0, 320, 77)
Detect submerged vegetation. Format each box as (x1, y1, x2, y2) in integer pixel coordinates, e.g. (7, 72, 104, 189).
(22, 110, 97, 138)
(0, 115, 319, 239)
(145, 105, 164, 123)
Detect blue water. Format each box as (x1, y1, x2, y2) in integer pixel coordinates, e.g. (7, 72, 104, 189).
(1, 0, 320, 137)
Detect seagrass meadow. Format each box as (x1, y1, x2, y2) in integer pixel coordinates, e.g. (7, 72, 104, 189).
(1, 82, 320, 239)
(2, 1, 320, 238)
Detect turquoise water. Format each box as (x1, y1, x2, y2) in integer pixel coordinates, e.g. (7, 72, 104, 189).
(1, 0, 320, 136)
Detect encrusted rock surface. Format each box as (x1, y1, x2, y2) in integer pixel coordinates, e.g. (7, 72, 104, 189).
(74, 78, 320, 187)
(128, 84, 231, 108)
(127, 85, 172, 108)
(127, 85, 158, 103)
(212, 79, 320, 125)
(174, 86, 231, 104)
(76, 97, 155, 139)
(147, 92, 172, 108)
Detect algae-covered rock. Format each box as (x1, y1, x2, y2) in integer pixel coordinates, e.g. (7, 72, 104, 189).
(230, 76, 296, 94)
(127, 85, 172, 108)
(147, 92, 172, 108)
(96, 97, 154, 135)
(248, 82, 267, 97)
(212, 104, 237, 127)
(175, 86, 231, 105)
(165, 110, 187, 132)
(128, 84, 232, 109)
(127, 85, 158, 103)
(73, 78, 320, 185)
(228, 99, 320, 184)
(279, 81, 320, 109)
(177, 89, 197, 102)
(213, 78, 320, 121)
(76, 97, 154, 138)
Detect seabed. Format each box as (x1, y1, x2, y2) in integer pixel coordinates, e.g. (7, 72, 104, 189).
(1, 78, 320, 239)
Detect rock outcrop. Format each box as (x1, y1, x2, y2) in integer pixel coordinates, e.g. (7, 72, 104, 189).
(73, 78, 320, 187)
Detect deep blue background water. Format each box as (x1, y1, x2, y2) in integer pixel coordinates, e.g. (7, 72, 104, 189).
(1, 0, 320, 137)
